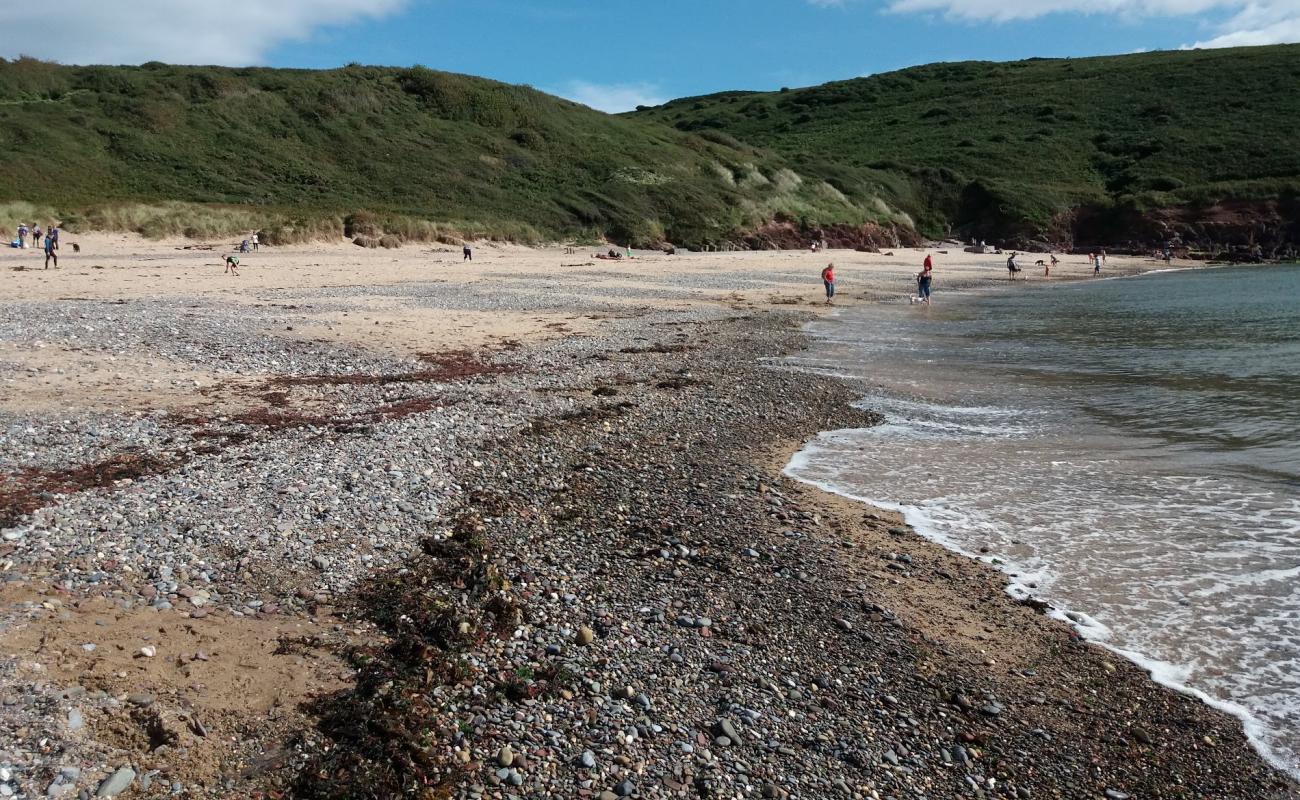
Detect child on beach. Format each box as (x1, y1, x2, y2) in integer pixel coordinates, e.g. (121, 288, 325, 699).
(463, 245, 472, 261)
(43, 232, 58, 269)
(918, 254, 933, 304)
(821, 262, 835, 304)
(1094, 253, 1103, 275)
(224, 254, 240, 276)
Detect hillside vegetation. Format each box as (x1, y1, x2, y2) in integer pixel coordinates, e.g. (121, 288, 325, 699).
(0, 59, 908, 249)
(1, 46, 1298, 252)
(636, 45, 1300, 251)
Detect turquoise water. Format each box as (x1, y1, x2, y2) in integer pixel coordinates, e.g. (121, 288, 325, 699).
(786, 264, 1300, 778)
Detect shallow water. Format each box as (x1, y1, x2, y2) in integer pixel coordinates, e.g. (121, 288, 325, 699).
(784, 264, 1300, 778)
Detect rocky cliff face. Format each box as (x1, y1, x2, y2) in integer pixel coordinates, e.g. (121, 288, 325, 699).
(710, 200, 1294, 260)
(1053, 198, 1300, 259)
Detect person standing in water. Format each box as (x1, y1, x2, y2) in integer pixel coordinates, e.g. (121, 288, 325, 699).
(918, 253, 934, 304)
(821, 262, 835, 304)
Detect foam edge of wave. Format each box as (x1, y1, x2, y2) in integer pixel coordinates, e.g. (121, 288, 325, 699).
(782, 448, 1300, 783)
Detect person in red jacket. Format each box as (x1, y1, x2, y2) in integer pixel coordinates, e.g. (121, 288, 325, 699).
(821, 263, 835, 304)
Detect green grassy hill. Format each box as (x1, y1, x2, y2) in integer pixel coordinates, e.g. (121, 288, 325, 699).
(636, 45, 1300, 253)
(0, 59, 908, 249)
(2, 47, 1298, 252)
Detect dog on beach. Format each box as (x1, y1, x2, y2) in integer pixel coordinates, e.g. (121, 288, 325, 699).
(1035, 259, 1046, 266)
(72, 243, 80, 253)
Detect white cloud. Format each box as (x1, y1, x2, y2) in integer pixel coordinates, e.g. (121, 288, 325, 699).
(0, 0, 408, 65)
(886, 0, 1225, 23)
(552, 80, 666, 113)
(1192, 1, 1300, 46)
(884, 0, 1300, 47)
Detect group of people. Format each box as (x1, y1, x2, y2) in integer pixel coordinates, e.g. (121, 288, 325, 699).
(818, 246, 1123, 304)
(224, 232, 268, 276)
(1007, 250, 1103, 280)
(819, 254, 933, 305)
(1089, 250, 1107, 275)
(13, 222, 61, 268)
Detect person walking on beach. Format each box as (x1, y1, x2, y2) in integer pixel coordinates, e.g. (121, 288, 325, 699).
(251, 232, 259, 251)
(821, 262, 836, 304)
(31, 224, 42, 250)
(17, 223, 27, 248)
(918, 253, 934, 304)
(50, 224, 59, 250)
(1006, 252, 1021, 280)
(43, 231, 58, 269)
(463, 245, 472, 261)
(1093, 252, 1103, 275)
(224, 254, 240, 276)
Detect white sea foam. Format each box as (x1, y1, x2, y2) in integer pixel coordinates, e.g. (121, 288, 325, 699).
(781, 275, 1300, 780)
(1098, 643, 1300, 780)
(786, 444, 1300, 781)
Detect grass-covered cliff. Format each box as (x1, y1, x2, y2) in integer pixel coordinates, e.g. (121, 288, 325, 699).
(2, 46, 1298, 252)
(0, 59, 909, 248)
(635, 45, 1300, 253)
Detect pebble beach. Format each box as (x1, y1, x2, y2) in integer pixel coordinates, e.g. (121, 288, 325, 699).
(0, 235, 1295, 799)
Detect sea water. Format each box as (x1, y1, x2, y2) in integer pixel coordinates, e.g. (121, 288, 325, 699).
(784, 264, 1300, 778)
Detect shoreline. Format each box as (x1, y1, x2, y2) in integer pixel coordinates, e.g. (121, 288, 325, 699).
(780, 270, 1300, 785)
(0, 238, 1295, 798)
(288, 312, 1296, 799)
(784, 457, 1300, 785)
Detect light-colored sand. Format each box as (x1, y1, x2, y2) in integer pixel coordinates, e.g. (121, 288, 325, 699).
(1, 233, 1157, 303)
(0, 232, 1174, 415)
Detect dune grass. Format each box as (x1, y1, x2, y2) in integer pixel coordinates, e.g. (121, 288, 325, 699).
(0, 59, 889, 249)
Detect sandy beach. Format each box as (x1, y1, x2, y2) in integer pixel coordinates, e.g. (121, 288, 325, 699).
(2, 235, 1294, 799)
(0, 235, 1150, 416)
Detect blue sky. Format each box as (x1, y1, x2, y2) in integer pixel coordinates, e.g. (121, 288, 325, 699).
(2, 0, 1297, 110)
